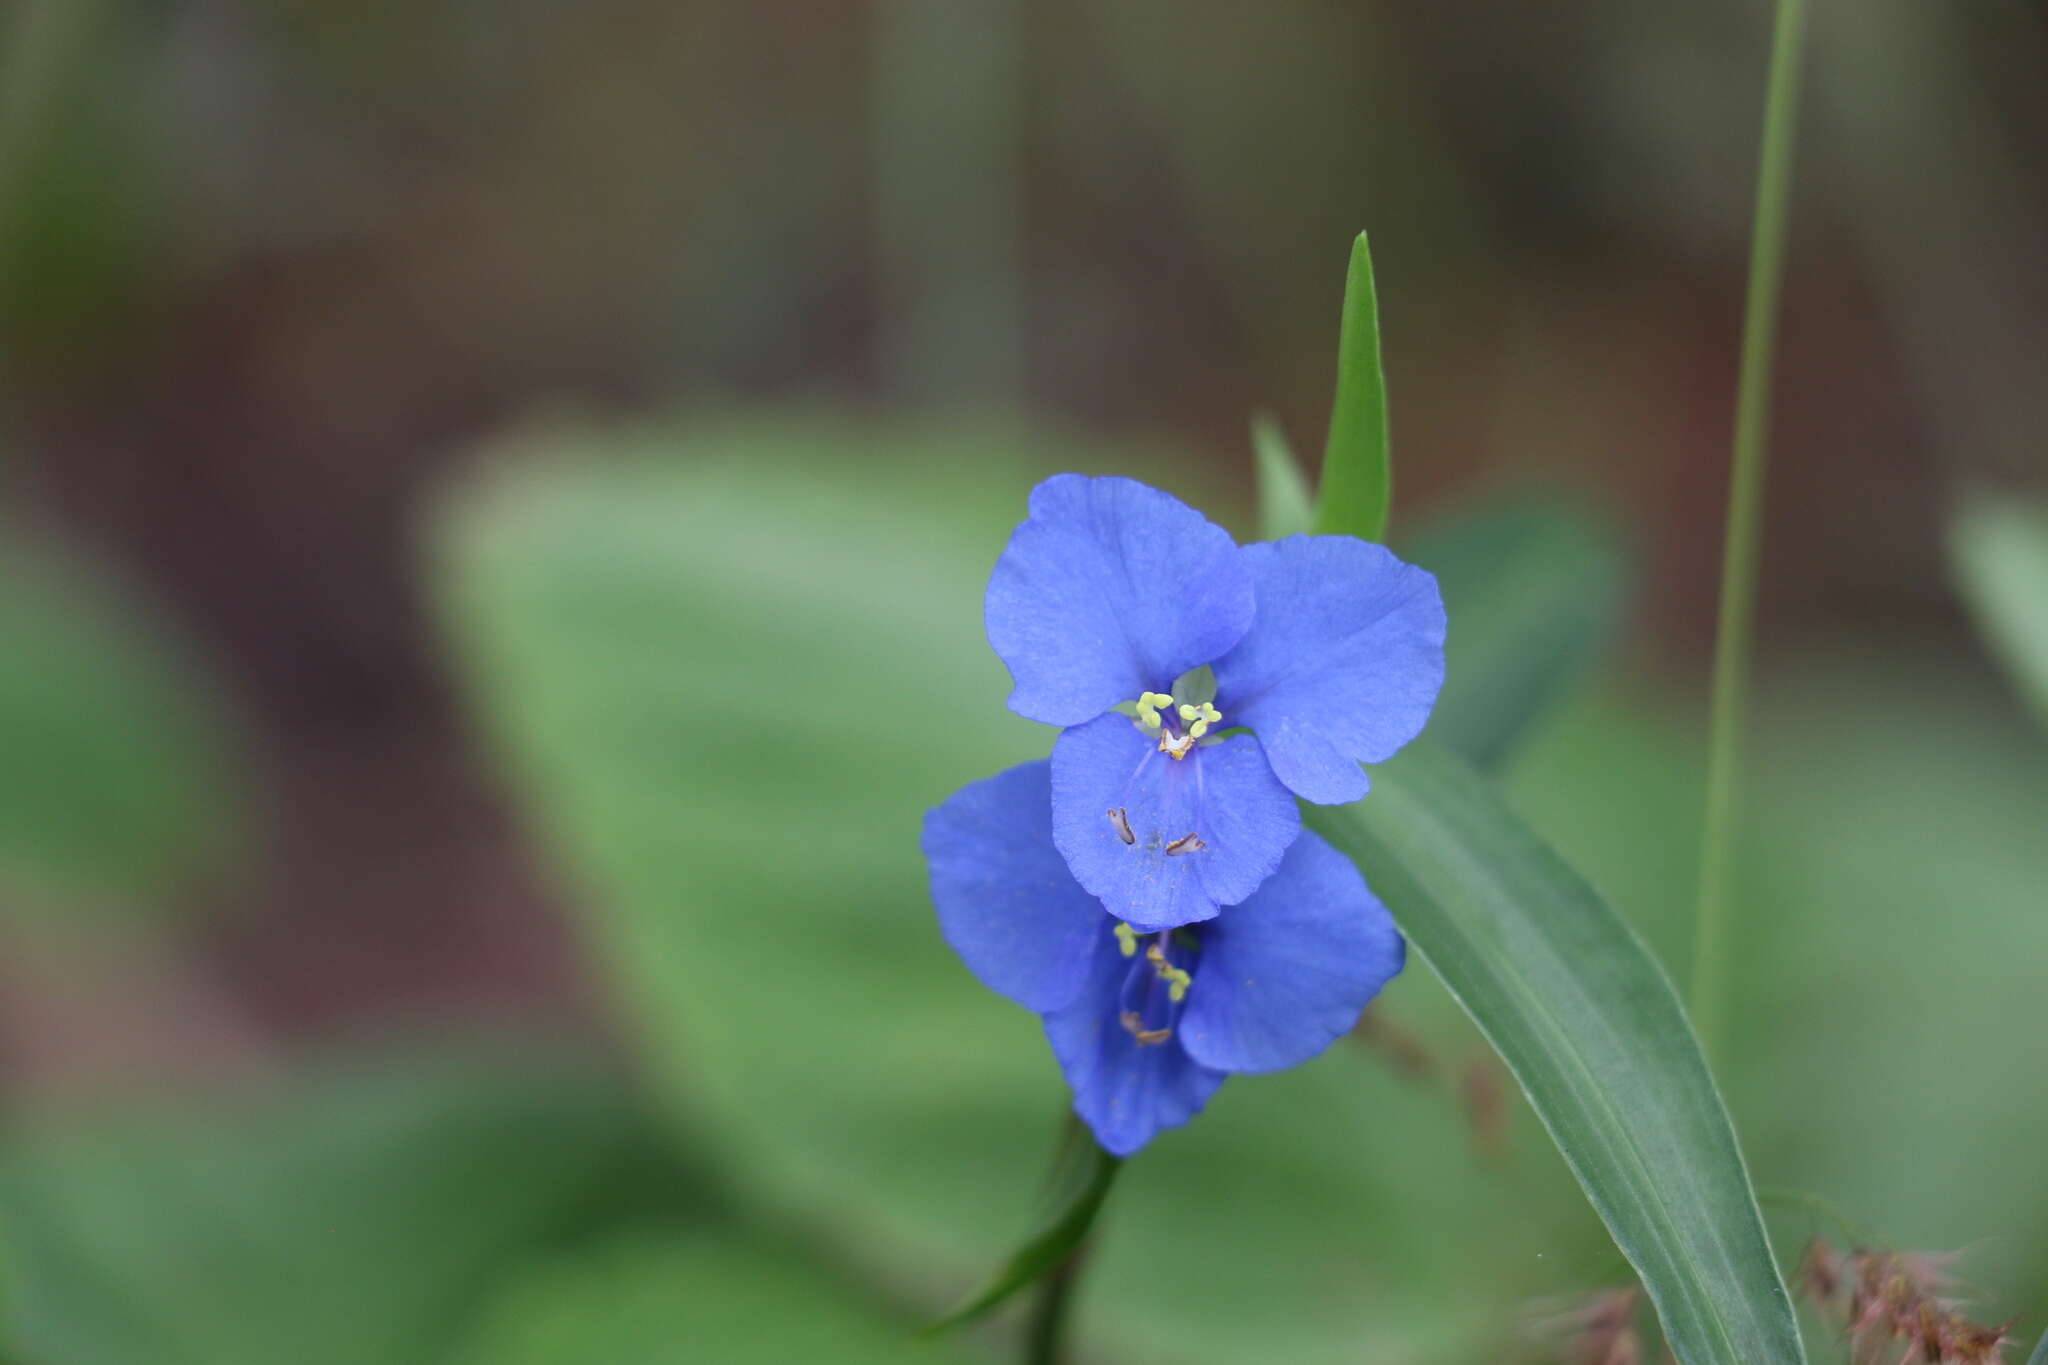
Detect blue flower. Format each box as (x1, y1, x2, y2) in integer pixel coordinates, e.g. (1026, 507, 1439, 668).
(984, 475, 1445, 931)
(922, 760, 1406, 1156)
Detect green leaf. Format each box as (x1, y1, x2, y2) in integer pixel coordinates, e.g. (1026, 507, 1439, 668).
(0, 1042, 645, 1365)
(1402, 501, 1628, 771)
(1311, 232, 1392, 542)
(0, 537, 238, 913)
(1250, 412, 1314, 541)
(926, 1127, 1118, 1332)
(1308, 742, 1805, 1365)
(1949, 493, 2048, 729)
(447, 1231, 966, 1365)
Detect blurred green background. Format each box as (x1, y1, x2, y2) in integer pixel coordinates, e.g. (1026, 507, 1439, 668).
(0, 2, 2044, 1361)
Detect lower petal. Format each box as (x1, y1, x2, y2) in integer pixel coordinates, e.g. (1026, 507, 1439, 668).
(1176, 829, 1405, 1074)
(922, 761, 1110, 1013)
(1041, 934, 1228, 1157)
(1050, 716, 1300, 932)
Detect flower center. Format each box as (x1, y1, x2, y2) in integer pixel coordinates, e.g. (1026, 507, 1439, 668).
(1114, 923, 1198, 1046)
(1129, 690, 1224, 762)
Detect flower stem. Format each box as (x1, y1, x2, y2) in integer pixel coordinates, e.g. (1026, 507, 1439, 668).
(1692, 0, 1809, 1057)
(1021, 1248, 1085, 1365)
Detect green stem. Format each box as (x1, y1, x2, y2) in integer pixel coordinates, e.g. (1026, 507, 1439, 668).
(1021, 1249, 1084, 1365)
(1692, 0, 1809, 1056)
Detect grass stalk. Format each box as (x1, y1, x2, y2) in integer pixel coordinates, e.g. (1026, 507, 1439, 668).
(1692, 0, 1809, 1056)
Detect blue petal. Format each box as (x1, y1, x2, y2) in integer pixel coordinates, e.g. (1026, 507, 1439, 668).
(986, 475, 1255, 727)
(922, 761, 1108, 1013)
(1042, 931, 1228, 1156)
(1050, 715, 1301, 932)
(1213, 536, 1446, 804)
(1177, 829, 1405, 1074)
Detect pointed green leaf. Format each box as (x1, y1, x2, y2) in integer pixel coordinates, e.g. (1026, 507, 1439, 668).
(1311, 232, 1392, 542)
(1309, 742, 1805, 1365)
(925, 1131, 1118, 1332)
(1250, 412, 1314, 541)
(1949, 493, 2048, 729)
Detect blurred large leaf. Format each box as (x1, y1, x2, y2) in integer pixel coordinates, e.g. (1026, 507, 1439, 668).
(438, 417, 1633, 1363)
(447, 1231, 967, 1365)
(1310, 743, 1805, 1365)
(0, 1042, 646, 1365)
(0, 538, 237, 909)
(1949, 494, 2048, 729)
(1403, 500, 1627, 771)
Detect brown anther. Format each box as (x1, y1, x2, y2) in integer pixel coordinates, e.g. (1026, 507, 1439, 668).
(1107, 807, 1136, 845)
(1118, 1010, 1172, 1046)
(1164, 831, 1206, 856)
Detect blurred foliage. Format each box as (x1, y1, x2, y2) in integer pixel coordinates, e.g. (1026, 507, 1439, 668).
(0, 534, 238, 915)
(1404, 500, 1627, 772)
(447, 1231, 967, 1365)
(1512, 662, 2048, 1331)
(0, 1040, 663, 1365)
(1949, 494, 2048, 731)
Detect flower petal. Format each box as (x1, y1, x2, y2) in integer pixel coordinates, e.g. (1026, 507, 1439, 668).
(1050, 715, 1301, 932)
(986, 475, 1255, 726)
(1213, 535, 1446, 804)
(922, 760, 1108, 1013)
(1177, 829, 1405, 1073)
(1042, 931, 1228, 1157)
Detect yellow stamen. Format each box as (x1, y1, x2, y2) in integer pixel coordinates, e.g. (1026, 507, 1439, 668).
(1114, 922, 1138, 957)
(1134, 691, 1175, 730)
(1145, 943, 1193, 1001)
(1177, 700, 1222, 739)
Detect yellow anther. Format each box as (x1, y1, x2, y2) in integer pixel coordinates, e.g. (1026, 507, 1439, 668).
(1134, 691, 1175, 730)
(1114, 922, 1139, 957)
(1145, 943, 1193, 1001)
(1177, 701, 1222, 739)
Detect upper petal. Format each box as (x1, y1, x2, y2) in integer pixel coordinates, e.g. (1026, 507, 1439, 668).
(1176, 829, 1405, 1074)
(985, 475, 1255, 726)
(1212, 536, 1446, 804)
(921, 760, 1108, 1013)
(1050, 716, 1301, 932)
(1041, 931, 1229, 1157)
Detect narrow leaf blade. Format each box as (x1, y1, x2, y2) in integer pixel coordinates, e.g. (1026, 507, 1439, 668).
(925, 1137, 1119, 1333)
(1251, 412, 1314, 541)
(1312, 232, 1392, 542)
(1310, 742, 1805, 1364)
(2027, 1327, 2048, 1365)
